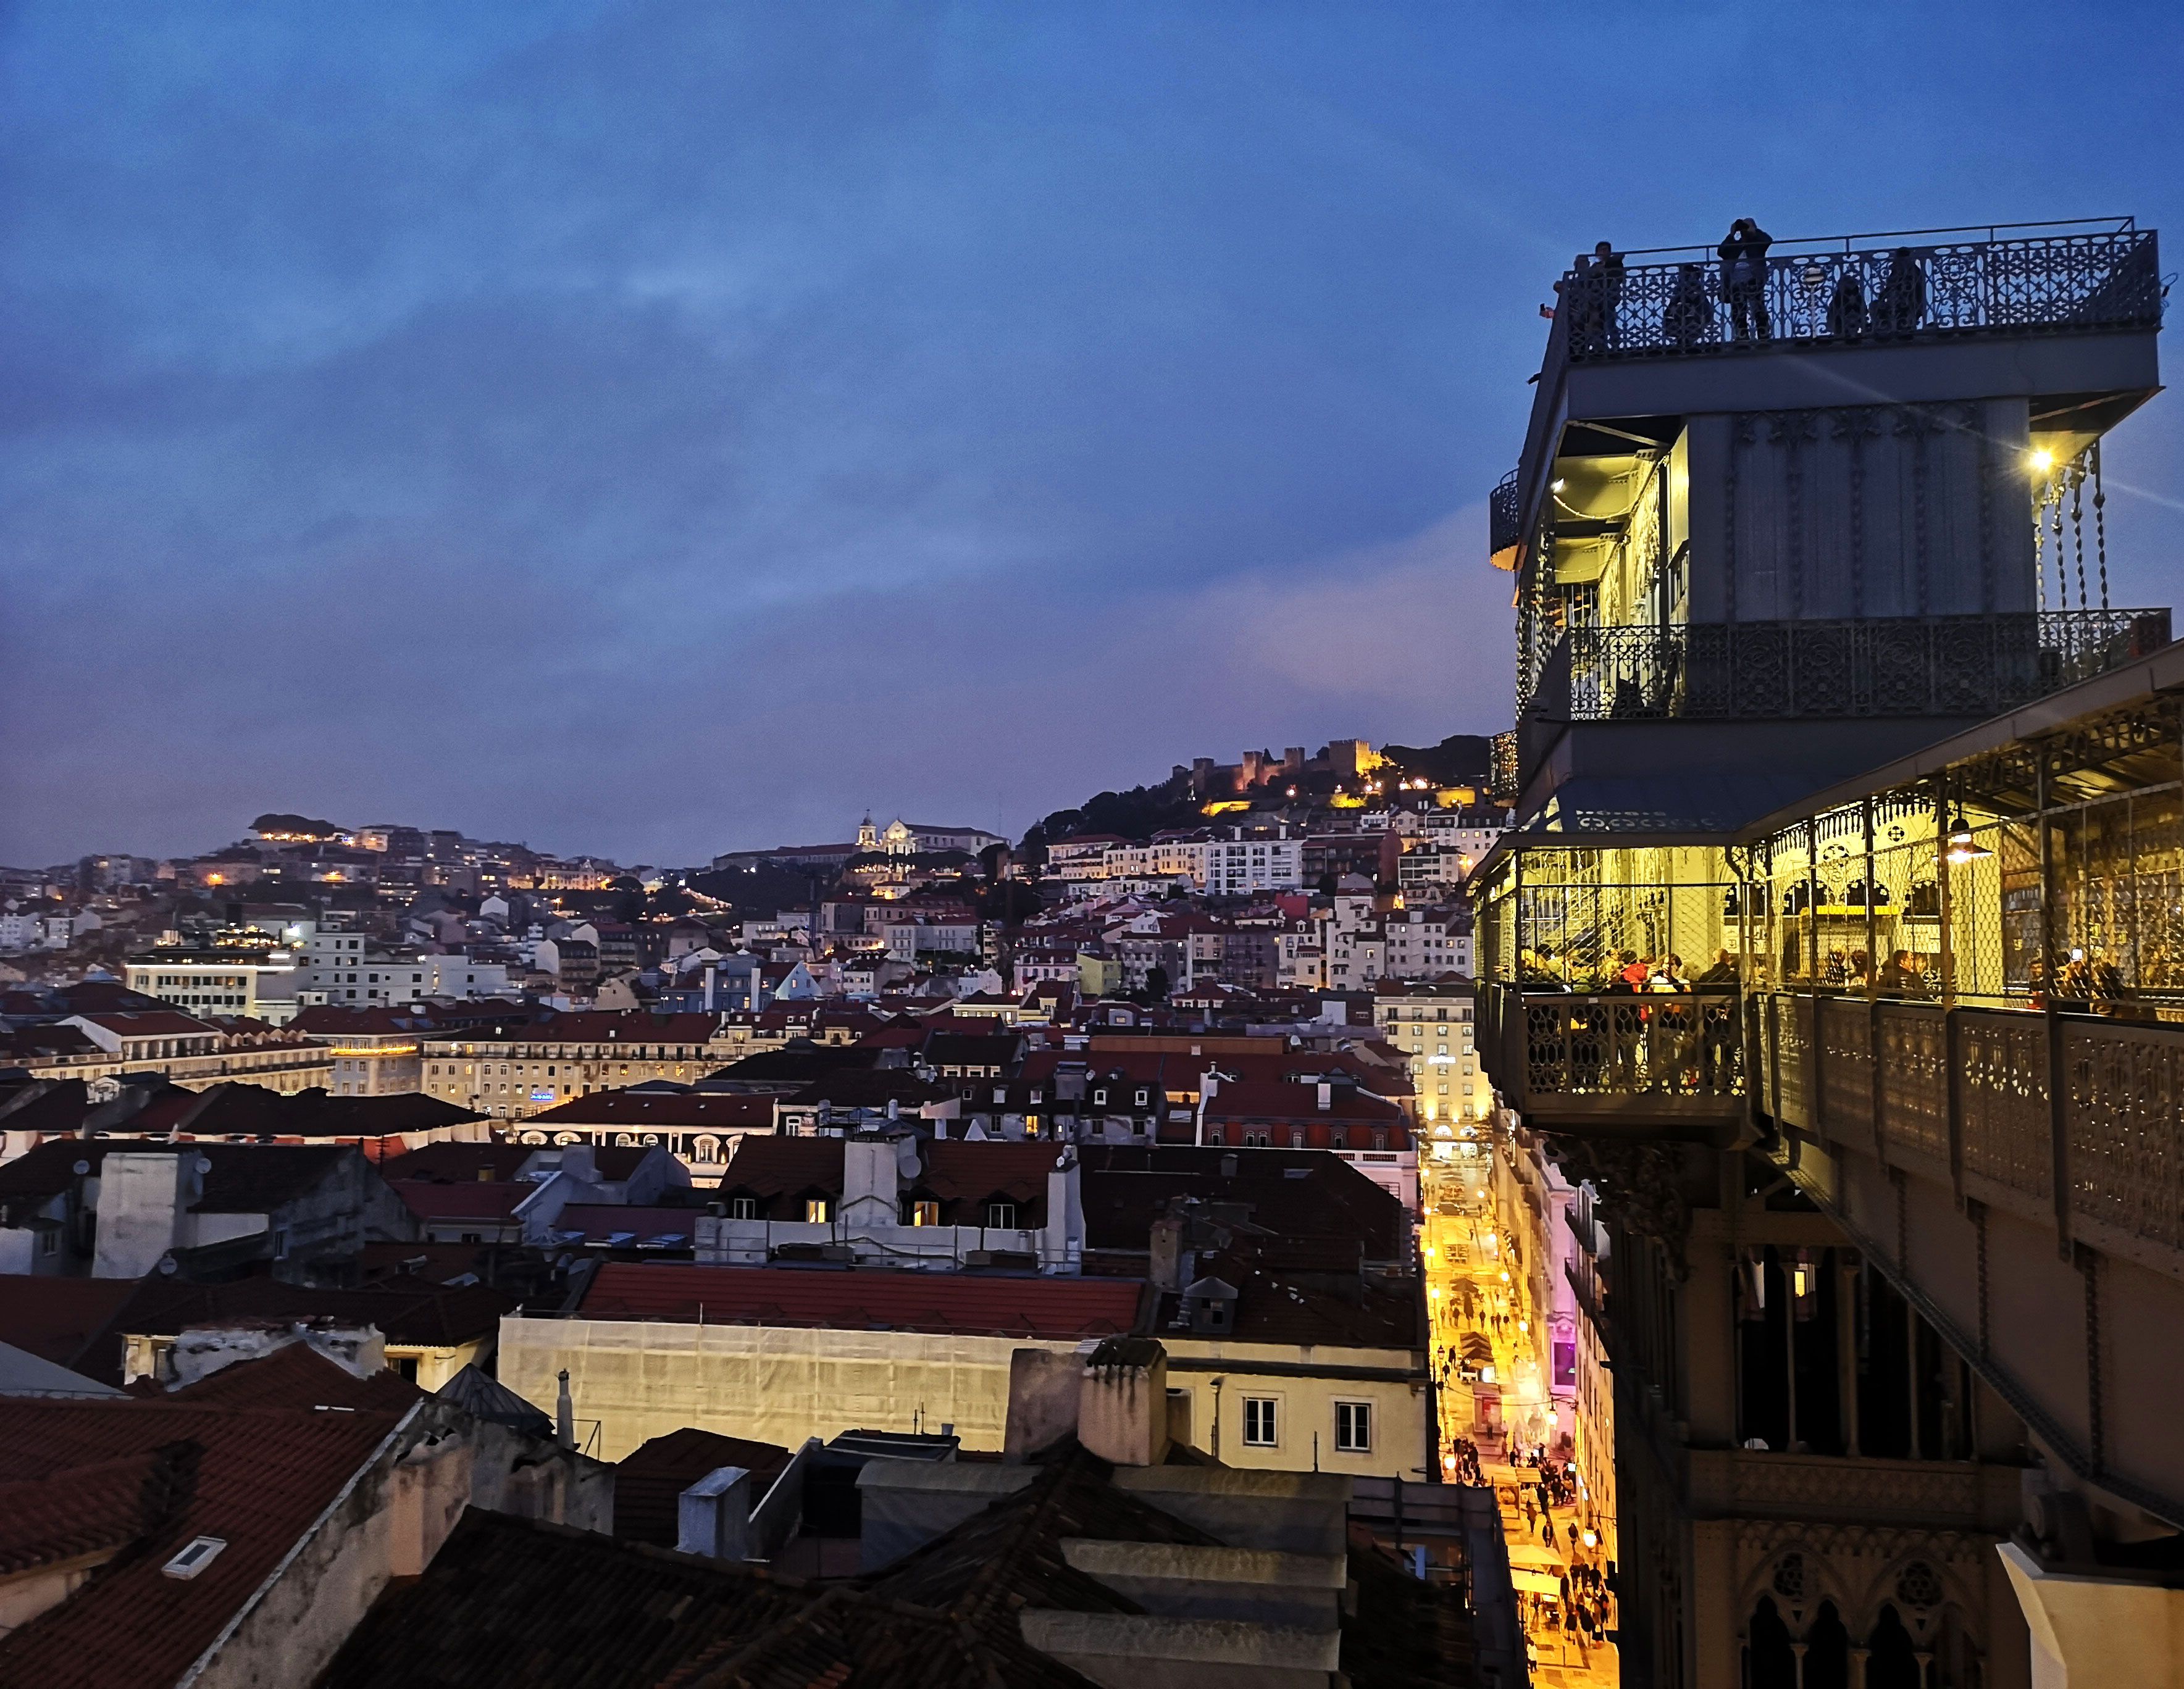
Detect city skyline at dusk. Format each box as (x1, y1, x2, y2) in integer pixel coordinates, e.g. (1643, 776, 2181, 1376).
(8, 2, 2184, 865)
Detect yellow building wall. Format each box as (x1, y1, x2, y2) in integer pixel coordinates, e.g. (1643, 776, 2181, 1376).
(1159, 1340, 1430, 1480)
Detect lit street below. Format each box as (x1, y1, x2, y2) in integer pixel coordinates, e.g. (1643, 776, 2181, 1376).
(1423, 1148, 1620, 1687)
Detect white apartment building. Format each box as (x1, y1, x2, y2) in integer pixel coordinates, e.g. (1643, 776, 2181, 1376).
(299, 933, 511, 1006)
(1149, 836, 1211, 883)
(1420, 810, 1507, 873)
(1383, 907, 1471, 980)
(1206, 835, 1302, 896)
(1046, 834, 1130, 882)
(1, 911, 99, 953)
(1326, 927, 1386, 990)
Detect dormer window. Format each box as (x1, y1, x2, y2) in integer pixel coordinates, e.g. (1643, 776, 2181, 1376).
(984, 1200, 1018, 1229)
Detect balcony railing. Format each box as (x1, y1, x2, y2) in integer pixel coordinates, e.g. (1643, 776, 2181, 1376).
(1554, 220, 2161, 364)
(1481, 983, 1745, 1127)
(1761, 992, 2184, 1277)
(1489, 469, 1521, 556)
(1523, 610, 2170, 723)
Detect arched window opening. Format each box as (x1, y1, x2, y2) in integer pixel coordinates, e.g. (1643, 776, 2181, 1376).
(1867, 1604, 1920, 1689)
(1746, 1593, 1796, 1689)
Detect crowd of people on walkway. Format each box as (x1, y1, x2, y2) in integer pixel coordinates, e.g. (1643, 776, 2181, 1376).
(1558, 216, 1933, 356)
(1518, 945, 1741, 995)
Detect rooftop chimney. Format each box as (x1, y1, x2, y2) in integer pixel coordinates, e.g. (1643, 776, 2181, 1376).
(1078, 1337, 1171, 1467)
(556, 1369, 575, 1448)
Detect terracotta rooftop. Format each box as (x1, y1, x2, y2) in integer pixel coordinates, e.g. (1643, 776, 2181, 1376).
(1077, 1145, 1407, 1263)
(0, 1274, 143, 1377)
(576, 1262, 1144, 1341)
(114, 1275, 515, 1351)
(0, 1366, 412, 1688)
(381, 1140, 653, 1182)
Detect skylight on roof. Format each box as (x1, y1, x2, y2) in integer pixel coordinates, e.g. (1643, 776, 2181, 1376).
(162, 1536, 227, 1579)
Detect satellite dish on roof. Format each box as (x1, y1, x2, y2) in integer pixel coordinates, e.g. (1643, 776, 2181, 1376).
(157, 1254, 178, 1275)
(73, 1159, 90, 1175)
(196, 1156, 213, 1174)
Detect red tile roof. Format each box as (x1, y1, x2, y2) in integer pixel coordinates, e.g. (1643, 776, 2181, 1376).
(115, 1276, 515, 1351)
(388, 1180, 530, 1220)
(716, 1138, 1067, 1209)
(0, 1275, 143, 1372)
(70, 1010, 222, 1037)
(1200, 1080, 1404, 1123)
(577, 1262, 1143, 1340)
(380, 1141, 651, 1181)
(0, 1381, 412, 1688)
(0, 1448, 180, 1577)
(163, 1340, 425, 1413)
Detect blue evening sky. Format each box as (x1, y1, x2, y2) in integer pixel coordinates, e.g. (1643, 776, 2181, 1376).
(4, 2, 2182, 865)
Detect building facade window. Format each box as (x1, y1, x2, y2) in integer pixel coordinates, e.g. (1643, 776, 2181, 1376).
(804, 1198, 831, 1223)
(1335, 1401, 1372, 1453)
(1242, 1396, 1278, 1446)
(728, 1196, 759, 1220)
(985, 1201, 1017, 1229)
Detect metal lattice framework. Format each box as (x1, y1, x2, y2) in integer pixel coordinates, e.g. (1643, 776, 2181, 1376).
(1527, 610, 2169, 723)
(1557, 224, 2161, 363)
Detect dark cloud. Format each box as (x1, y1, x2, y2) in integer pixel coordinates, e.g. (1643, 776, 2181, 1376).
(3, 1, 2183, 863)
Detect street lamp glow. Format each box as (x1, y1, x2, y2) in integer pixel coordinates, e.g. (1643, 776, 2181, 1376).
(2029, 448, 2054, 472)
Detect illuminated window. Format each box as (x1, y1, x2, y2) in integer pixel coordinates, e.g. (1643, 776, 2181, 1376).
(908, 1199, 941, 1227)
(804, 1198, 831, 1223)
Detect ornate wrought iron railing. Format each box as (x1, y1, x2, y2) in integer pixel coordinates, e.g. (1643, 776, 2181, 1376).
(1554, 221, 2161, 364)
(1483, 985, 1745, 1103)
(1759, 993, 2184, 1277)
(1489, 468, 1521, 555)
(1523, 609, 2170, 722)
